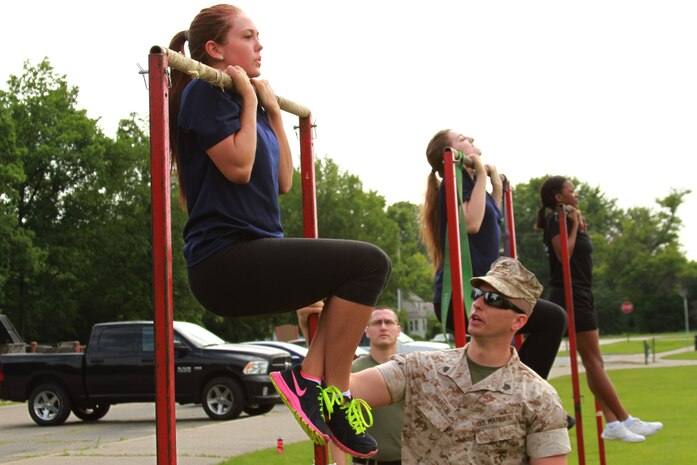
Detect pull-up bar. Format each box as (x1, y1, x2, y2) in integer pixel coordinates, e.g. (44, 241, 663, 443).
(147, 48, 326, 465)
(149, 45, 311, 118)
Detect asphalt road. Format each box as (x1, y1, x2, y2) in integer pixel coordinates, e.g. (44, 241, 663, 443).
(0, 402, 210, 463)
(0, 402, 309, 465)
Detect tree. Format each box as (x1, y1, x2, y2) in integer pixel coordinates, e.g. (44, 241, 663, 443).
(65, 115, 155, 336)
(593, 189, 692, 332)
(0, 59, 113, 340)
(0, 60, 183, 342)
(508, 177, 548, 283)
(0, 101, 23, 308)
(387, 202, 433, 303)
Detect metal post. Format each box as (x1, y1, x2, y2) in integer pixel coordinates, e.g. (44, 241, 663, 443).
(298, 115, 329, 465)
(148, 51, 177, 465)
(653, 338, 656, 363)
(680, 287, 690, 334)
(300, 116, 318, 240)
(595, 399, 606, 465)
(557, 206, 585, 465)
(442, 149, 467, 348)
(502, 176, 517, 259)
(501, 177, 523, 349)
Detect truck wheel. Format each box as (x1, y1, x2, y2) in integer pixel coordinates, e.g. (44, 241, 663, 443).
(243, 404, 274, 416)
(28, 383, 72, 426)
(72, 404, 111, 422)
(202, 377, 244, 421)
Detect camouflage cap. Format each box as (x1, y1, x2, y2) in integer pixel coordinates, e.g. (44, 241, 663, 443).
(469, 257, 543, 315)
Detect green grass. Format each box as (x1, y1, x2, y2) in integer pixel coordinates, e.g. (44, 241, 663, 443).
(558, 336, 693, 357)
(216, 439, 332, 464)
(599, 331, 695, 339)
(550, 366, 697, 465)
(217, 366, 697, 465)
(663, 350, 697, 360)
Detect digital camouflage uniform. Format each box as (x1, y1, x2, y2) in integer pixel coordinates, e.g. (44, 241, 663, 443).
(377, 345, 571, 465)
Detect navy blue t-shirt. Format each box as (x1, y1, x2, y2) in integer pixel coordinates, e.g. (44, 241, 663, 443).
(178, 79, 283, 267)
(433, 168, 502, 305)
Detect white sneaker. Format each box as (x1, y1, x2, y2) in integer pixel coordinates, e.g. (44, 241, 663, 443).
(625, 418, 663, 437)
(601, 423, 646, 443)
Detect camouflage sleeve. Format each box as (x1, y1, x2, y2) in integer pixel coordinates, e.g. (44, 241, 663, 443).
(375, 354, 408, 403)
(526, 383, 571, 458)
(527, 429, 571, 458)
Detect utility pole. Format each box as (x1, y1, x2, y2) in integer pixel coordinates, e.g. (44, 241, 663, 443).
(680, 286, 690, 334)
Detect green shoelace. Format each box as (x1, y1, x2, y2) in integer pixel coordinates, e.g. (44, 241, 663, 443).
(340, 398, 374, 434)
(320, 385, 343, 417)
(322, 386, 374, 435)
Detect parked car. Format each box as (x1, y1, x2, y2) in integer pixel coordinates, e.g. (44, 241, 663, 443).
(358, 332, 451, 353)
(430, 333, 455, 344)
(396, 333, 451, 352)
(0, 320, 291, 426)
(244, 340, 308, 365)
(288, 338, 368, 358)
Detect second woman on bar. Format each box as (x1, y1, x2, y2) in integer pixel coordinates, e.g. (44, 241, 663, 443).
(421, 129, 568, 382)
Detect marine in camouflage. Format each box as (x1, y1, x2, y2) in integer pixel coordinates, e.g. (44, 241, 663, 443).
(376, 345, 571, 465)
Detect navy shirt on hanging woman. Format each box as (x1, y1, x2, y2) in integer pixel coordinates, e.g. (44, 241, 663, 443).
(177, 79, 284, 267)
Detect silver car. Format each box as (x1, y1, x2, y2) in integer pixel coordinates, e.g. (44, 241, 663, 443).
(359, 332, 450, 353)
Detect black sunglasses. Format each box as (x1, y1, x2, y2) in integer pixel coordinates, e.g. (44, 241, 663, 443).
(471, 287, 526, 315)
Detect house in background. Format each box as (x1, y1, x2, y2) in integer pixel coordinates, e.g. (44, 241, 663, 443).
(401, 292, 433, 339)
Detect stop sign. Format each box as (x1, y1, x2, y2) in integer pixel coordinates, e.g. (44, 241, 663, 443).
(621, 301, 634, 314)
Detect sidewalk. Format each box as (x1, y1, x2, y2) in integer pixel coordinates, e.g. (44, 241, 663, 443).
(4, 345, 696, 465)
(2, 404, 312, 465)
(548, 340, 697, 379)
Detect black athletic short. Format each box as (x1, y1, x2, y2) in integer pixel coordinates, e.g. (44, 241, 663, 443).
(549, 286, 598, 333)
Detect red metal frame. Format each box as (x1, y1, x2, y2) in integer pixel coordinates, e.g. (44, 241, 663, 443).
(300, 117, 318, 239)
(298, 116, 329, 464)
(501, 178, 524, 349)
(442, 149, 467, 348)
(558, 206, 586, 465)
(596, 398, 607, 465)
(502, 178, 517, 259)
(148, 52, 177, 465)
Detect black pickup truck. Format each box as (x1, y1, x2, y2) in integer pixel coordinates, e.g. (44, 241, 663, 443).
(0, 320, 291, 426)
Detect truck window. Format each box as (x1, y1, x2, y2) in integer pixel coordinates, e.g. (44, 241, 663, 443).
(142, 326, 154, 352)
(140, 326, 186, 352)
(94, 326, 138, 353)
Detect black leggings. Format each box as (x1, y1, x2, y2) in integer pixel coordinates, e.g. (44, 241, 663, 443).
(434, 298, 567, 379)
(188, 237, 392, 317)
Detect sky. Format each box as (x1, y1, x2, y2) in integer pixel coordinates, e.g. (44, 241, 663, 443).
(4, 1, 696, 261)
